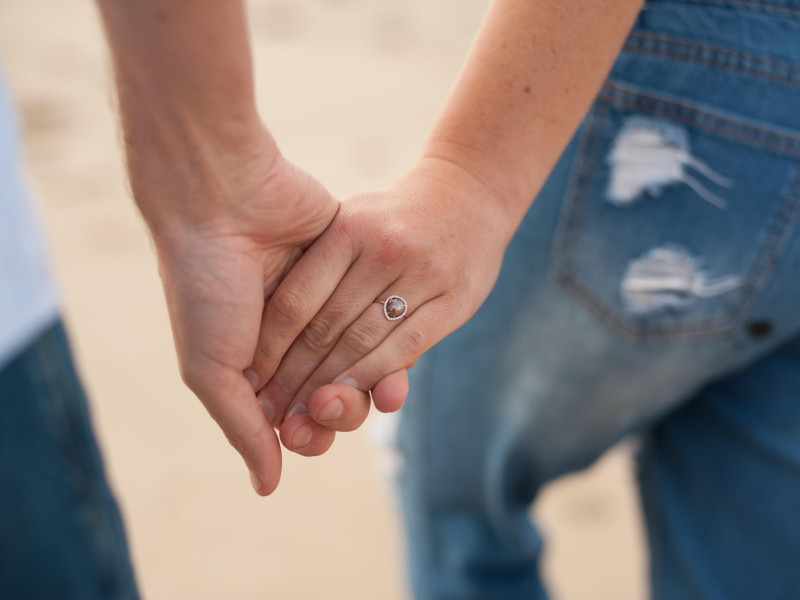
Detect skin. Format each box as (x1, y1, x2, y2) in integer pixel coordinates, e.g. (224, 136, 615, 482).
(95, 0, 404, 495)
(95, 0, 644, 494)
(250, 0, 646, 450)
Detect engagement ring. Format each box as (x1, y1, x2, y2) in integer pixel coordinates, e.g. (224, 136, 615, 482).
(374, 295, 408, 321)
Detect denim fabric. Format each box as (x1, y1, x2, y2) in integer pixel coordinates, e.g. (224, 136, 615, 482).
(399, 2, 800, 598)
(0, 319, 139, 600)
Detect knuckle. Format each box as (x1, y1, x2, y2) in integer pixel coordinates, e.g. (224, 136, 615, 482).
(409, 254, 450, 287)
(251, 344, 273, 374)
(302, 316, 338, 352)
(178, 362, 196, 389)
(342, 320, 383, 355)
(178, 360, 212, 396)
(332, 210, 356, 240)
(400, 326, 427, 356)
(270, 288, 306, 324)
(225, 432, 248, 457)
(375, 227, 416, 267)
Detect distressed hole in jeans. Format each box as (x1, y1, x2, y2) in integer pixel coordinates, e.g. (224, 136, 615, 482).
(622, 246, 742, 315)
(607, 115, 733, 209)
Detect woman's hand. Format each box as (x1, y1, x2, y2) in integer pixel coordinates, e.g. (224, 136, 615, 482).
(248, 158, 517, 454)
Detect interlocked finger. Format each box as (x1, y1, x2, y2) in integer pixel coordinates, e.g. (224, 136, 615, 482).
(308, 370, 409, 428)
(258, 274, 407, 426)
(274, 368, 409, 455)
(248, 229, 352, 392)
(331, 297, 455, 395)
(278, 285, 434, 420)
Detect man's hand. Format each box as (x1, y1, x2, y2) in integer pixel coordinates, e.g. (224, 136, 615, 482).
(151, 138, 339, 495)
(152, 141, 409, 493)
(95, 0, 372, 495)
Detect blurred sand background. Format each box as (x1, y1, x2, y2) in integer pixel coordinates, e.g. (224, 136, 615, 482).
(0, 0, 647, 598)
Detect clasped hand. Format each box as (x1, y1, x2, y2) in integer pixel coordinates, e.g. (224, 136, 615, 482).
(159, 136, 509, 495)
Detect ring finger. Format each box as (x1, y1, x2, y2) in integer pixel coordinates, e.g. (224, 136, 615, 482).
(259, 268, 406, 425)
(278, 283, 437, 424)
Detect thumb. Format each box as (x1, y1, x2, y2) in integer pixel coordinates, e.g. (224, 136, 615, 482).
(185, 363, 283, 495)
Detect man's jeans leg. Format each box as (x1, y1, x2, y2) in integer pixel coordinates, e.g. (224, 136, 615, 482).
(0, 319, 139, 599)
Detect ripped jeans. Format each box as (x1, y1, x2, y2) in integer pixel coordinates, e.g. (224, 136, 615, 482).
(399, 2, 800, 598)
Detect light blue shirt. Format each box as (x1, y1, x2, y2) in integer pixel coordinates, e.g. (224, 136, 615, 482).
(0, 72, 59, 370)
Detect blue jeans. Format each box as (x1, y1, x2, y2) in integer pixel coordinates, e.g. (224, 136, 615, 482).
(0, 319, 139, 599)
(399, 1, 800, 598)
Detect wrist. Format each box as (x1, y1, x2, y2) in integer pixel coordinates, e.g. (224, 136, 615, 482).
(407, 153, 525, 247)
(125, 114, 282, 241)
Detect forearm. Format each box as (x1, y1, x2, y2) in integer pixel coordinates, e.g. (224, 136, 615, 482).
(95, 0, 277, 235)
(422, 0, 644, 238)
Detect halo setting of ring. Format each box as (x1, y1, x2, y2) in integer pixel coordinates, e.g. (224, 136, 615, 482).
(382, 295, 408, 321)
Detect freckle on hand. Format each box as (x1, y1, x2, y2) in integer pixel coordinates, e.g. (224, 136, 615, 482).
(523, 85, 531, 94)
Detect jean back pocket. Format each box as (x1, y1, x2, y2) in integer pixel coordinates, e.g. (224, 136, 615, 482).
(551, 5, 800, 343)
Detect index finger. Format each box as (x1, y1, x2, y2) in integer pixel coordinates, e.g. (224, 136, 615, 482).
(248, 227, 353, 391)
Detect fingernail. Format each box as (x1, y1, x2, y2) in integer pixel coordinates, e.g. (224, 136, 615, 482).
(243, 368, 260, 391)
(317, 397, 344, 422)
(259, 398, 276, 424)
(291, 424, 313, 449)
(287, 403, 308, 419)
(249, 470, 262, 493)
(334, 376, 359, 388)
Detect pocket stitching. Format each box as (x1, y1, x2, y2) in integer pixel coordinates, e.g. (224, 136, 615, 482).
(655, 0, 800, 20)
(601, 80, 800, 158)
(551, 85, 800, 343)
(731, 165, 800, 323)
(550, 101, 612, 279)
(625, 31, 800, 88)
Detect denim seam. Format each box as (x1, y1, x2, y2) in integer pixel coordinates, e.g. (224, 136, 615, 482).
(600, 80, 800, 158)
(624, 31, 800, 88)
(730, 164, 800, 326)
(549, 102, 612, 282)
(551, 83, 800, 343)
(650, 0, 800, 19)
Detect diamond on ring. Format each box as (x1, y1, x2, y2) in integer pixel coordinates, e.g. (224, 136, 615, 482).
(378, 295, 408, 320)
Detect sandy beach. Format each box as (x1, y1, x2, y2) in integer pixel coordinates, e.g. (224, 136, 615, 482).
(0, 0, 645, 598)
